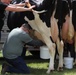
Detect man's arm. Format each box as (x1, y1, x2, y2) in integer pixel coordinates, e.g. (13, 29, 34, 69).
(5, 4, 35, 12)
(26, 39, 45, 46)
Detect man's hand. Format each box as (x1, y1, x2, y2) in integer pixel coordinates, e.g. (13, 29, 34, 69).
(28, 5, 35, 11)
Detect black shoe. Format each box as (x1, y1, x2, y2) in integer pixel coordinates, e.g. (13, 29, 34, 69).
(1, 63, 8, 74)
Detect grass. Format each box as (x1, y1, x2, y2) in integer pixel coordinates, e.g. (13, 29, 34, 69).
(0, 59, 76, 75)
(0, 51, 76, 75)
(0, 51, 3, 57)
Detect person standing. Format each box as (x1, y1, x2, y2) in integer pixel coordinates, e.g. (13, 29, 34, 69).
(0, 0, 35, 39)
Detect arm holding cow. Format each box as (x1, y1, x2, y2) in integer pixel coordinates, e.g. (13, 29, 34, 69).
(5, 4, 35, 12)
(10, 3, 26, 7)
(26, 39, 44, 46)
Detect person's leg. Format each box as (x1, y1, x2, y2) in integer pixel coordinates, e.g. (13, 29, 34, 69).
(5, 56, 30, 74)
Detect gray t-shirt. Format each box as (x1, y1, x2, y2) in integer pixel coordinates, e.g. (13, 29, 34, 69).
(3, 28, 32, 59)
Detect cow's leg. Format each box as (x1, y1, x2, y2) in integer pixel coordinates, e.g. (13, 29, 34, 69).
(56, 38, 64, 71)
(47, 51, 55, 73)
(29, 28, 56, 73)
(34, 32, 56, 73)
(39, 34, 56, 73)
(51, 16, 59, 42)
(47, 45, 56, 73)
(47, 47, 56, 73)
(25, 12, 56, 73)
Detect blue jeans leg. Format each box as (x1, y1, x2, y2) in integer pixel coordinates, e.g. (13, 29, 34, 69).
(5, 56, 30, 74)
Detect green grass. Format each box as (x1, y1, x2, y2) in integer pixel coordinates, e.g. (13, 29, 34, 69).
(0, 51, 3, 57)
(0, 50, 76, 75)
(0, 59, 76, 75)
(26, 59, 76, 75)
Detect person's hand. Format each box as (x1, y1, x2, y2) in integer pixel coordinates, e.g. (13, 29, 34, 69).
(28, 5, 36, 11)
(24, 0, 35, 11)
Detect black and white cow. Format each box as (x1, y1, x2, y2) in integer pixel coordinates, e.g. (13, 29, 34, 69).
(56, 0, 76, 65)
(7, 0, 74, 73)
(59, 0, 76, 65)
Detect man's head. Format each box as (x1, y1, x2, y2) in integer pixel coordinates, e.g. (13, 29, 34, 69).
(21, 23, 32, 33)
(21, 23, 36, 38)
(22, 23, 30, 29)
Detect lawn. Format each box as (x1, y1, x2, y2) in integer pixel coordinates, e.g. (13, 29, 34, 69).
(0, 51, 76, 75)
(0, 58, 76, 75)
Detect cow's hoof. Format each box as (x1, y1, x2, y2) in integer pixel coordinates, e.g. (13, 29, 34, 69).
(46, 69, 54, 74)
(57, 67, 63, 71)
(46, 71, 50, 74)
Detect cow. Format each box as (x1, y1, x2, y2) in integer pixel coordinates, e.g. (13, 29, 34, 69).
(7, 0, 74, 73)
(56, 0, 76, 65)
(60, 0, 76, 66)
(58, 0, 76, 66)
(25, 0, 76, 67)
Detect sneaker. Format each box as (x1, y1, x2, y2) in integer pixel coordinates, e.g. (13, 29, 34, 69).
(1, 63, 8, 74)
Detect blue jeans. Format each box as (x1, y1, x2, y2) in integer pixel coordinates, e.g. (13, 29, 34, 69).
(5, 56, 30, 74)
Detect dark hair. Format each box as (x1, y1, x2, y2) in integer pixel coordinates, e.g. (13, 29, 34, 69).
(22, 23, 30, 29)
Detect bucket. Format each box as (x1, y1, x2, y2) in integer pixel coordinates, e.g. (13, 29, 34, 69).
(64, 57, 74, 69)
(40, 46, 50, 59)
